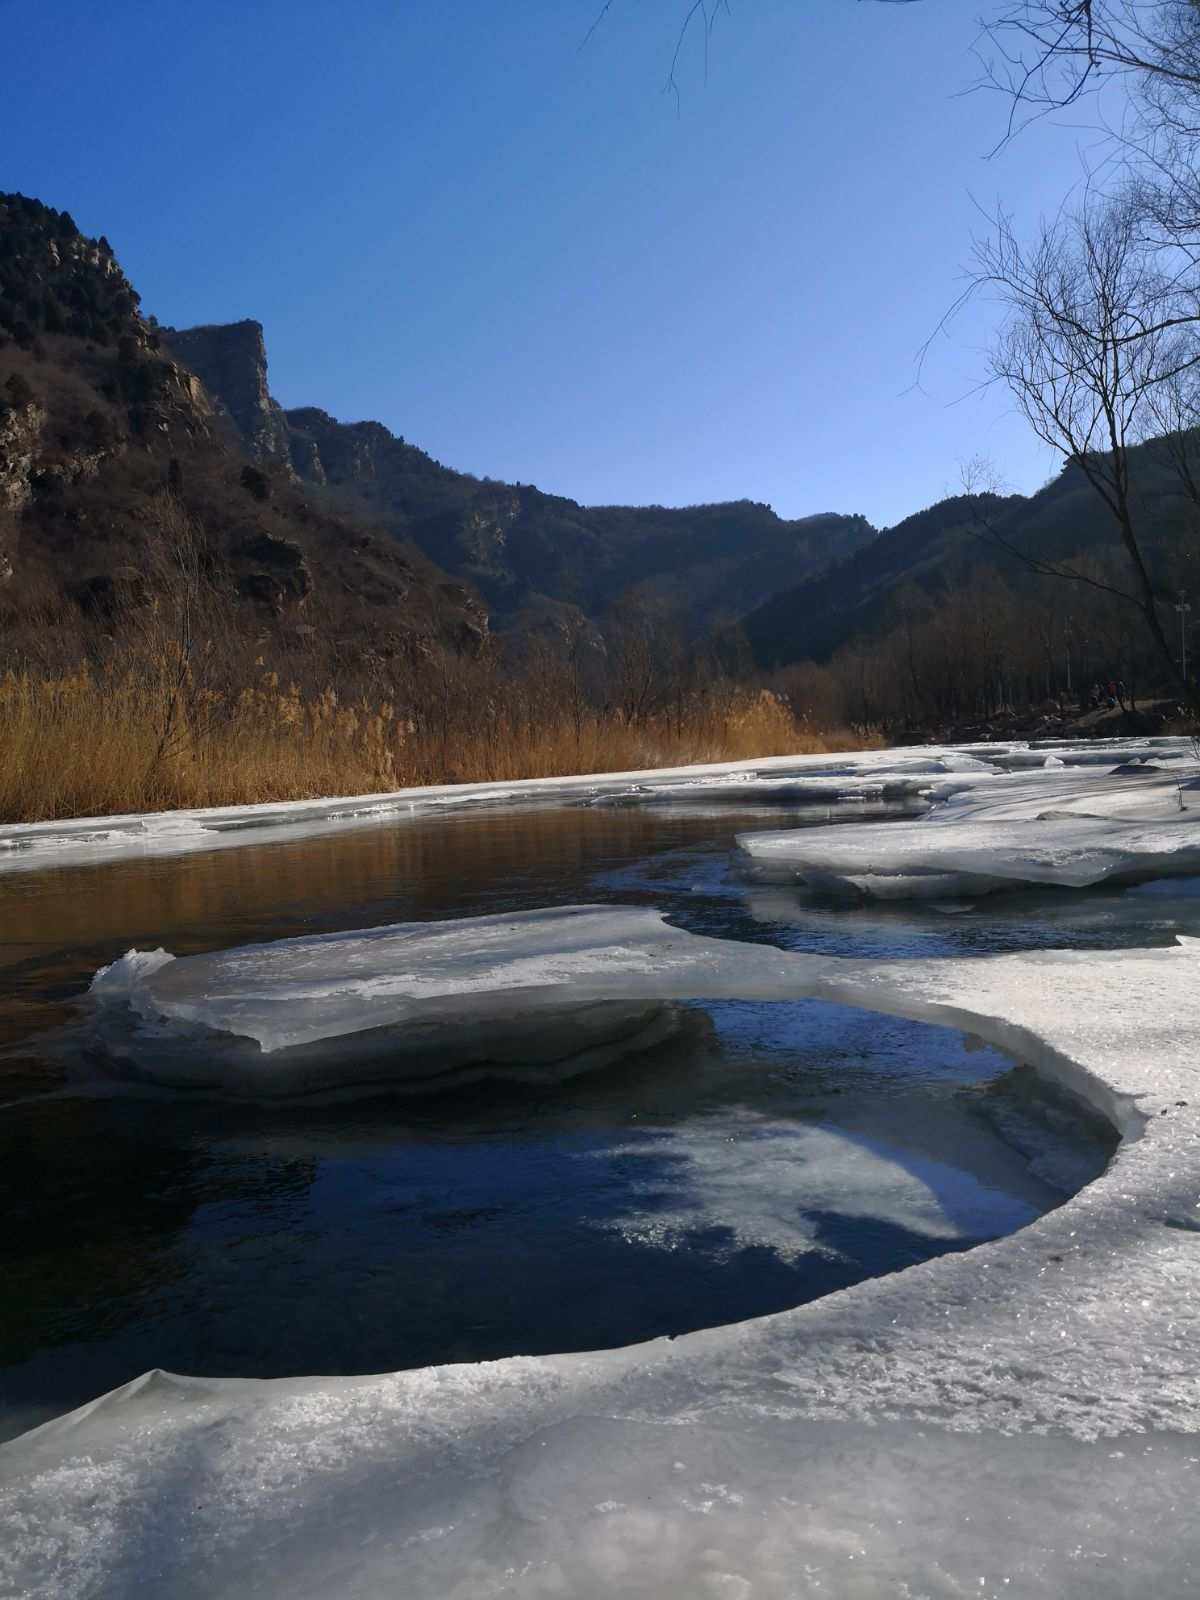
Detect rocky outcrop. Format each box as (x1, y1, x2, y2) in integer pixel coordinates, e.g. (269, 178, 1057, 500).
(287, 429, 326, 485)
(235, 531, 313, 611)
(0, 197, 490, 677)
(285, 408, 394, 485)
(0, 399, 44, 512)
(164, 321, 291, 466)
(159, 362, 212, 426)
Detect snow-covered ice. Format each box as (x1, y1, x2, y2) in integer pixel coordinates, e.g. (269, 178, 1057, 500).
(5, 929, 1200, 1596)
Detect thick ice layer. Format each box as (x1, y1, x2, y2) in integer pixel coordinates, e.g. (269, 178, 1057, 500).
(85, 907, 833, 1096)
(739, 765, 1200, 900)
(590, 754, 995, 813)
(740, 813, 1200, 898)
(595, 774, 937, 820)
(6, 935, 1200, 1597)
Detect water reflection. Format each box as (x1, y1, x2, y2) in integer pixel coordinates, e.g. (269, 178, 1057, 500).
(0, 802, 1152, 1442)
(0, 999, 1100, 1440)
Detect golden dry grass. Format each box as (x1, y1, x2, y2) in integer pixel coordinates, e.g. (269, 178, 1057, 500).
(0, 669, 398, 821)
(0, 669, 877, 823)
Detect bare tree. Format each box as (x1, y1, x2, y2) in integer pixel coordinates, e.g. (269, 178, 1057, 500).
(974, 1, 1200, 128)
(974, 190, 1200, 695)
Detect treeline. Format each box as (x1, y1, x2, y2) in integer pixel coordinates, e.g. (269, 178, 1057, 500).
(775, 565, 1191, 737)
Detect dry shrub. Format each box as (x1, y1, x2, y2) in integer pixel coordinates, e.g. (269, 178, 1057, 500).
(0, 668, 398, 821)
(393, 686, 858, 788)
(0, 672, 869, 823)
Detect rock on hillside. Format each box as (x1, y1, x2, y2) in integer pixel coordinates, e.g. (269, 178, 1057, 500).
(164, 321, 292, 467)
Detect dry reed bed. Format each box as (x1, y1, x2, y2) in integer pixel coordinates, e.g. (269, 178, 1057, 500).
(0, 669, 866, 823)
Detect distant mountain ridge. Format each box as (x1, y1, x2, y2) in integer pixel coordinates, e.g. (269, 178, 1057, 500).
(7, 189, 1192, 688)
(163, 321, 877, 630)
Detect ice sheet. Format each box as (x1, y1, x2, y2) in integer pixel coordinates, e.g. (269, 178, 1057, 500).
(6, 933, 1200, 1597)
(740, 814, 1200, 898)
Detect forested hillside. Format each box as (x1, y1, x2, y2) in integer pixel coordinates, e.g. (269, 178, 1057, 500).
(749, 454, 1200, 734)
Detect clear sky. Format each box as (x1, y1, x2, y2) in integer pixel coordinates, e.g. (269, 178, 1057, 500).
(5, 0, 1106, 527)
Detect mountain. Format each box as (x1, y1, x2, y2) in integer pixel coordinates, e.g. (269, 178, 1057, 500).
(163, 323, 877, 630)
(740, 454, 1200, 669)
(0, 194, 486, 675)
(741, 493, 1020, 666)
(10, 189, 1191, 697)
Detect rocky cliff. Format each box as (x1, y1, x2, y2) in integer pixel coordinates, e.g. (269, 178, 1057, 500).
(164, 320, 291, 466)
(0, 191, 874, 668)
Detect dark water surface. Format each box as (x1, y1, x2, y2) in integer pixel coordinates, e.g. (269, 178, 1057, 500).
(3, 804, 1182, 1440)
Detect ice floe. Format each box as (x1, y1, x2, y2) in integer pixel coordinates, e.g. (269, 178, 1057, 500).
(739, 812, 1200, 899)
(738, 761, 1200, 900)
(83, 907, 830, 1096)
(5, 930, 1200, 1596)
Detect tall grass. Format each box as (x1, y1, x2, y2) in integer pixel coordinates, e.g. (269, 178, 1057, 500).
(0, 667, 868, 823)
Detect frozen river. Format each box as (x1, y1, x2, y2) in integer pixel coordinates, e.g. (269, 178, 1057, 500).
(4, 741, 1200, 1597)
(1, 802, 1138, 1439)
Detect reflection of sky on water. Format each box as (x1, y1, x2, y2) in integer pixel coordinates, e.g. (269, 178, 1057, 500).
(0, 987, 1091, 1440)
(591, 1110, 1049, 1262)
(0, 800, 1137, 1442)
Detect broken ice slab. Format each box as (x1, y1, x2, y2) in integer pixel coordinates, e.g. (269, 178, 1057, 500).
(737, 812, 1200, 900)
(85, 906, 832, 1097)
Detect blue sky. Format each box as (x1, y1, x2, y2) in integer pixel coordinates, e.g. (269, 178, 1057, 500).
(6, 0, 1107, 526)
